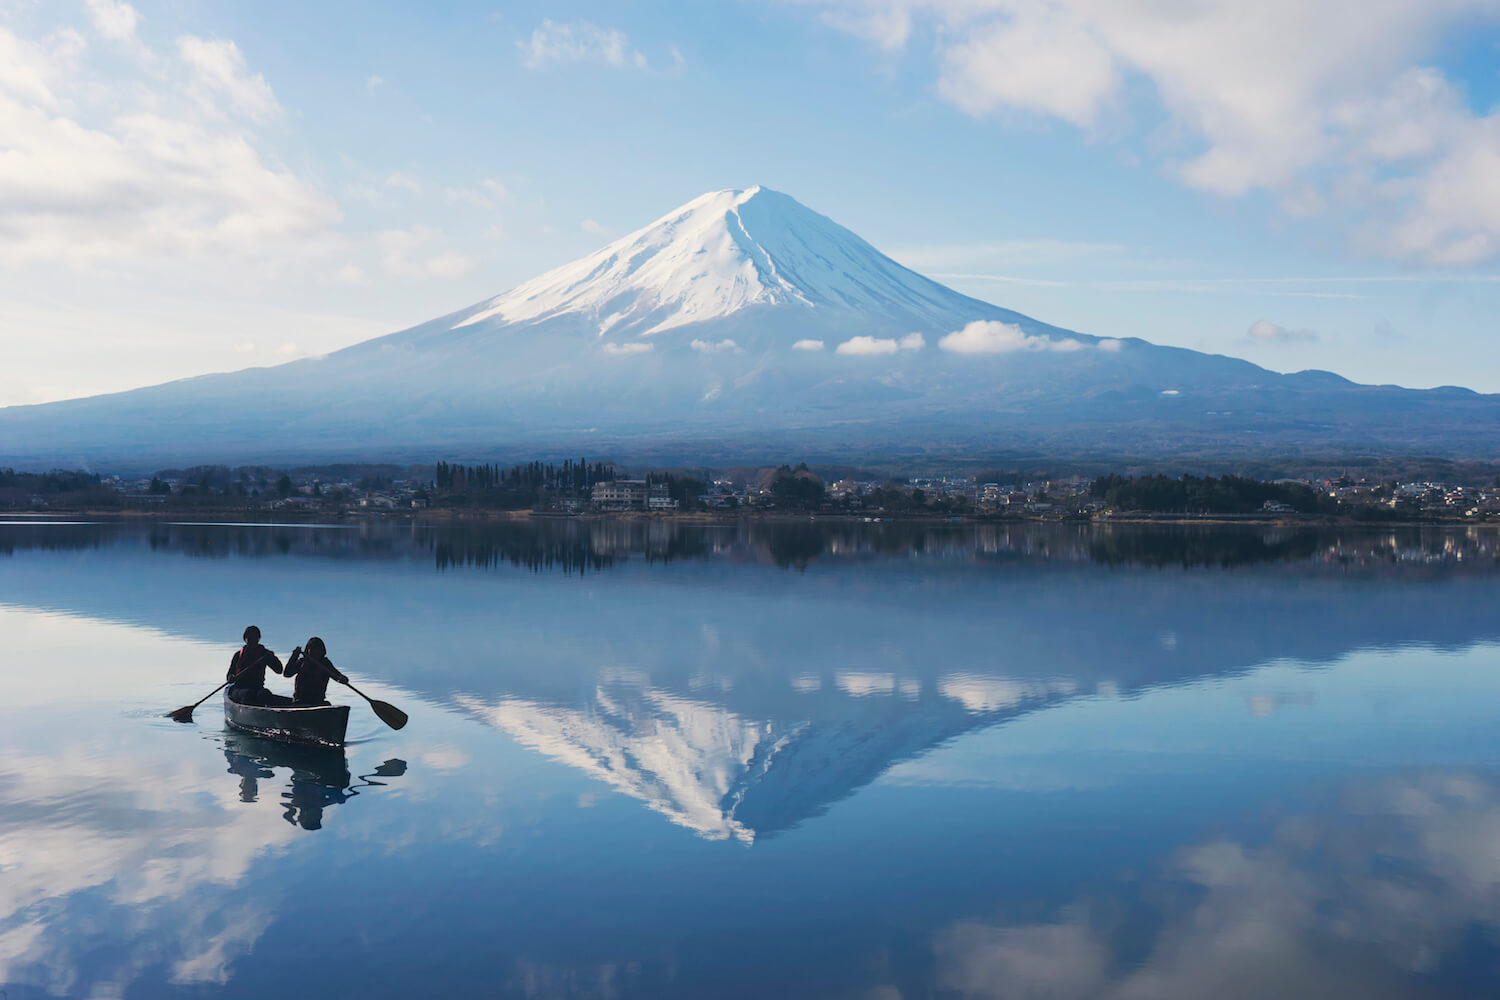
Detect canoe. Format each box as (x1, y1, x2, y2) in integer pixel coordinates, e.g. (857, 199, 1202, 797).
(223, 690, 350, 747)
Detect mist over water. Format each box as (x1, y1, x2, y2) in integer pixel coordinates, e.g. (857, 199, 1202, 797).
(2, 518, 1499, 998)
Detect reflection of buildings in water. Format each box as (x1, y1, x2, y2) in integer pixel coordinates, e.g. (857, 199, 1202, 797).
(456, 669, 1078, 843)
(10, 518, 1500, 576)
(929, 772, 1500, 1000)
(222, 732, 407, 831)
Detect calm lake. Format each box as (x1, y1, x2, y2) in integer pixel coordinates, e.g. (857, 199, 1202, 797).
(3, 517, 1500, 999)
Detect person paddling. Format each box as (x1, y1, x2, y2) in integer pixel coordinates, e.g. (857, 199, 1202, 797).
(284, 637, 349, 706)
(227, 625, 284, 706)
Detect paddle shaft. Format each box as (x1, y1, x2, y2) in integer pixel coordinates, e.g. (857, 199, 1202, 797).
(168, 648, 278, 719)
(177, 679, 230, 715)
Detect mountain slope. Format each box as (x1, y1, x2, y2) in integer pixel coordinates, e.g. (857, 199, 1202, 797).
(2, 186, 1498, 466)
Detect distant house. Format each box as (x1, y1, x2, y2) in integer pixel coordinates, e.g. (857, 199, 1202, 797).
(1261, 500, 1296, 513)
(592, 480, 674, 511)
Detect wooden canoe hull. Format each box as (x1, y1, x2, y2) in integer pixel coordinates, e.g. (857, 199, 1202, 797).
(224, 691, 350, 747)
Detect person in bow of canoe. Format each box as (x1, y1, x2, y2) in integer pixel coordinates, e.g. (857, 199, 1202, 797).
(227, 625, 285, 706)
(283, 637, 349, 707)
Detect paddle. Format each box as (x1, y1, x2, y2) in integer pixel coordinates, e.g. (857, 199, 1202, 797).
(168, 648, 276, 722)
(339, 678, 409, 730)
(168, 679, 231, 722)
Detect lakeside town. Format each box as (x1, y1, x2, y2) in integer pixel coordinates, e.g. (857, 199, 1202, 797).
(5, 461, 1500, 522)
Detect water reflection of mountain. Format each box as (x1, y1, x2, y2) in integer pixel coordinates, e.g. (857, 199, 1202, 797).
(458, 671, 1079, 842)
(5, 519, 1500, 843)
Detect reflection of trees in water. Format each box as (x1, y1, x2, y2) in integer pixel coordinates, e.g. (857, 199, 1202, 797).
(5, 518, 1499, 575)
(0, 522, 117, 556)
(222, 734, 407, 832)
(432, 520, 713, 575)
(1088, 526, 1329, 568)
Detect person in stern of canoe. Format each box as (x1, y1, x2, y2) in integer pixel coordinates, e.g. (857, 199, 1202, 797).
(227, 625, 286, 706)
(283, 637, 349, 706)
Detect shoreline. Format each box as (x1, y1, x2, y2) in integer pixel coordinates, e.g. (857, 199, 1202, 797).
(1, 507, 1494, 529)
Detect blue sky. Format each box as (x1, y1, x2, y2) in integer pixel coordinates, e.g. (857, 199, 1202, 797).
(2, 0, 1499, 405)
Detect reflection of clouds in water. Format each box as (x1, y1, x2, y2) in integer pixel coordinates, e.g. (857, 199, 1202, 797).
(790, 673, 822, 693)
(938, 674, 1078, 714)
(836, 671, 896, 697)
(0, 749, 296, 994)
(419, 745, 471, 772)
(933, 773, 1500, 999)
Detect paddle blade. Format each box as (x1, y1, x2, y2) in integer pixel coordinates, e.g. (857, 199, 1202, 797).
(168, 705, 196, 722)
(371, 699, 408, 731)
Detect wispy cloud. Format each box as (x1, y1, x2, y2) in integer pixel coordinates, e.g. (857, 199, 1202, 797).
(376, 227, 473, 279)
(792, 339, 825, 351)
(603, 341, 653, 355)
(1245, 319, 1317, 343)
(177, 36, 281, 122)
(86, 0, 141, 42)
(519, 20, 648, 70)
(691, 338, 740, 353)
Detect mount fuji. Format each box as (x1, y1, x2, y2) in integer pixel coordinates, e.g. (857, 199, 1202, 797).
(3, 185, 1498, 467)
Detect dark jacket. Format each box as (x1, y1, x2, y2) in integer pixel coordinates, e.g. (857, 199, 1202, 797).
(284, 649, 348, 705)
(227, 643, 283, 693)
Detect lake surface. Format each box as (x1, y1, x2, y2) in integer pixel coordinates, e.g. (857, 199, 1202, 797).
(3, 517, 1500, 999)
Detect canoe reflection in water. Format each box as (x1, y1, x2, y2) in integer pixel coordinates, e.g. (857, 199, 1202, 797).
(222, 731, 407, 830)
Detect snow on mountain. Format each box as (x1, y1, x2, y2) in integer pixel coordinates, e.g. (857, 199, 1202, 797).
(446, 186, 1011, 342)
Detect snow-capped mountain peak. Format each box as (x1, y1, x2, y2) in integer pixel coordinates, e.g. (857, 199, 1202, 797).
(451, 186, 994, 340)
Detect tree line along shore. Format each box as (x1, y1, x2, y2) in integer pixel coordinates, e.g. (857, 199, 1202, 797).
(4, 460, 1500, 523)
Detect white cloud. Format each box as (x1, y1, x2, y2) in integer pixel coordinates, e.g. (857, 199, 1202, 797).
(836, 335, 900, 355)
(603, 341, 653, 355)
(376, 227, 473, 279)
(335, 263, 368, 286)
(937, 5, 1119, 127)
(937, 320, 1086, 354)
(899, 332, 926, 350)
(581, 218, 610, 235)
(0, 25, 337, 265)
(384, 171, 423, 195)
(365, 74, 383, 94)
(1098, 338, 1124, 352)
(813, 0, 1500, 265)
(275, 340, 299, 356)
(691, 338, 740, 353)
(1246, 319, 1317, 343)
(86, 0, 141, 42)
(792, 339, 825, 351)
(419, 746, 471, 772)
(232, 341, 255, 353)
(481, 177, 510, 200)
(424, 252, 473, 278)
(177, 36, 281, 122)
(836, 671, 897, 697)
(519, 20, 649, 70)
